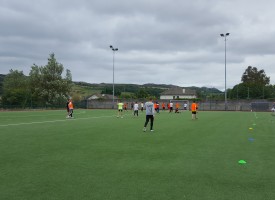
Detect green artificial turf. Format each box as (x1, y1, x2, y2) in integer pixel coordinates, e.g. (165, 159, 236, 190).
(0, 109, 275, 200)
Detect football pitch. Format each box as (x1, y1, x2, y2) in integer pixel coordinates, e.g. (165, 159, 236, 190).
(0, 109, 275, 200)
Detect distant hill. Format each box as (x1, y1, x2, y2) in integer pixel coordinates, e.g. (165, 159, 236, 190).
(72, 82, 170, 99)
(0, 74, 222, 98)
(72, 82, 223, 99)
(188, 86, 223, 94)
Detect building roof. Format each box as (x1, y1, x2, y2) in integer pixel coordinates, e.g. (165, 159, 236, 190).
(161, 87, 196, 96)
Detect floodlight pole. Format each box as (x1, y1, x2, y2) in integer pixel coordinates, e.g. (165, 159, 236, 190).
(110, 45, 118, 109)
(220, 33, 230, 111)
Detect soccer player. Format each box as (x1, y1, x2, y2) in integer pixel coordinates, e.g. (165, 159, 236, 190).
(169, 101, 173, 113)
(117, 100, 124, 118)
(191, 100, 198, 120)
(184, 103, 188, 111)
(162, 102, 165, 111)
(154, 102, 157, 112)
(140, 102, 144, 112)
(143, 98, 155, 132)
(271, 102, 275, 113)
(66, 99, 70, 118)
(123, 102, 128, 111)
(68, 99, 74, 118)
(133, 102, 139, 117)
(175, 102, 180, 113)
(156, 102, 160, 113)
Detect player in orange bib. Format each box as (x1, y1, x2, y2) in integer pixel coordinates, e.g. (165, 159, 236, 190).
(162, 103, 165, 111)
(68, 99, 74, 118)
(191, 101, 198, 120)
(175, 102, 180, 113)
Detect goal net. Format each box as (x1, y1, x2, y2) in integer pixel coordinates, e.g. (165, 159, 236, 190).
(251, 102, 269, 112)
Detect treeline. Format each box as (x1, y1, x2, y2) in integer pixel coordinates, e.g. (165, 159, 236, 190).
(1, 54, 72, 108)
(227, 66, 275, 100)
(1, 54, 274, 109)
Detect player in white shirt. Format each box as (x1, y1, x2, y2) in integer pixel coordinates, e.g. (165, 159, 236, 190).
(184, 103, 188, 110)
(169, 102, 173, 113)
(143, 98, 155, 132)
(133, 102, 139, 116)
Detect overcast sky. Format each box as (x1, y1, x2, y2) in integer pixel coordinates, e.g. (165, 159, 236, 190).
(1, 0, 275, 91)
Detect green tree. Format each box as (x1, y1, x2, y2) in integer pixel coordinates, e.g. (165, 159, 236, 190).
(229, 66, 273, 99)
(101, 86, 121, 96)
(0, 74, 5, 96)
(29, 53, 72, 106)
(29, 64, 44, 106)
(263, 85, 275, 99)
(2, 70, 29, 108)
(120, 93, 135, 99)
(241, 66, 270, 99)
(65, 69, 72, 82)
(136, 89, 149, 98)
(241, 66, 270, 86)
(228, 83, 249, 99)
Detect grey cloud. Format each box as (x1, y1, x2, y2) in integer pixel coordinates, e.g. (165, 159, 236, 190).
(1, 0, 275, 90)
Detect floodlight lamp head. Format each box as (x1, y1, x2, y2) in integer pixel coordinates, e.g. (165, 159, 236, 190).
(226, 33, 230, 36)
(115, 48, 118, 51)
(220, 34, 224, 37)
(110, 45, 113, 49)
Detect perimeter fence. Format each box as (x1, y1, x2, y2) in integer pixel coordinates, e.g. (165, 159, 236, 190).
(86, 99, 275, 112)
(1, 99, 274, 112)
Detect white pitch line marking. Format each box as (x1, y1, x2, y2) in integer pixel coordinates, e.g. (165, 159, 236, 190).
(0, 115, 117, 127)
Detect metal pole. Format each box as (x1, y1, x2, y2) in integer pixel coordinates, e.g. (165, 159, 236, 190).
(112, 51, 115, 108)
(224, 36, 227, 110)
(110, 45, 118, 109)
(220, 33, 229, 111)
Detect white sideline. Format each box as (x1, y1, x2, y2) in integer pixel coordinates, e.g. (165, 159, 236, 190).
(0, 115, 116, 127)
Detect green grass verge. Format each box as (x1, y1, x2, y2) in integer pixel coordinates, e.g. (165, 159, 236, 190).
(71, 84, 101, 98)
(0, 110, 275, 200)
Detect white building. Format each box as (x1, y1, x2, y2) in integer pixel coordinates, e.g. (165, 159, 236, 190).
(160, 87, 197, 100)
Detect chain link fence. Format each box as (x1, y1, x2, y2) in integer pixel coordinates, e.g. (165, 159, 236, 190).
(1, 99, 274, 112)
(86, 99, 275, 112)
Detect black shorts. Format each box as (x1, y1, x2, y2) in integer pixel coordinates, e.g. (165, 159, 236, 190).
(118, 109, 123, 112)
(192, 111, 196, 114)
(146, 115, 154, 121)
